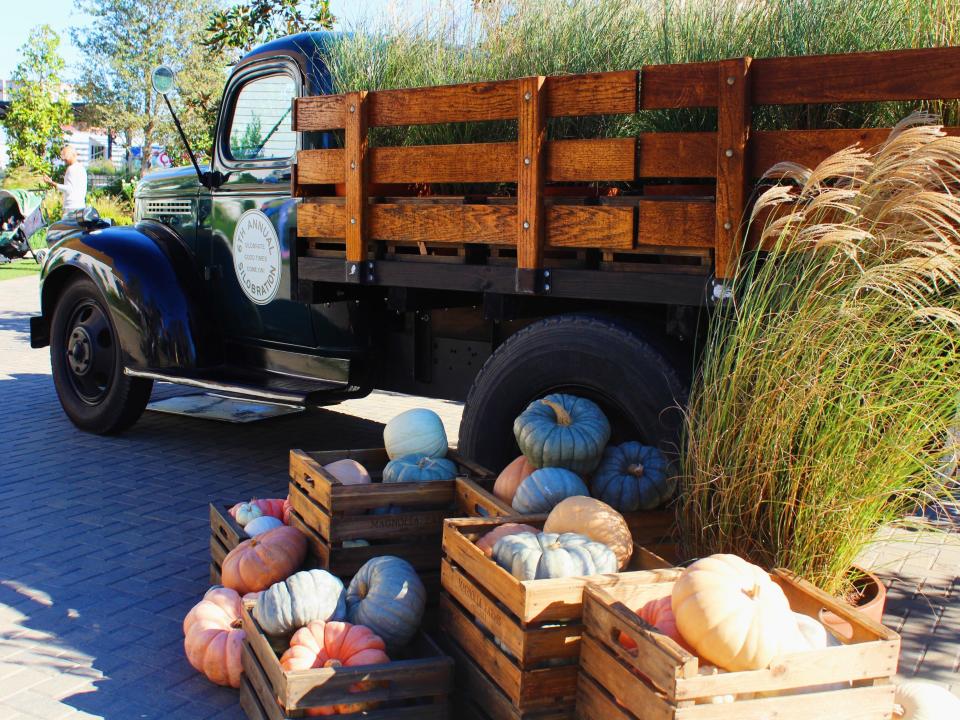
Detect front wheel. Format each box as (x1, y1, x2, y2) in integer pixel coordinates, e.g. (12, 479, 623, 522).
(50, 277, 153, 434)
(459, 314, 687, 473)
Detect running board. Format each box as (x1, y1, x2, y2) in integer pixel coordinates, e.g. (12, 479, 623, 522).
(124, 367, 362, 406)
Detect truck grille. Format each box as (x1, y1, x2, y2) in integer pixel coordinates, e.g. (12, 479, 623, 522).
(144, 199, 192, 216)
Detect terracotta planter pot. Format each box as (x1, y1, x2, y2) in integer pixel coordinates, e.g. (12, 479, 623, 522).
(819, 566, 886, 641)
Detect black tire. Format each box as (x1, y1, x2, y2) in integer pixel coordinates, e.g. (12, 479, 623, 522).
(459, 314, 687, 473)
(50, 277, 153, 434)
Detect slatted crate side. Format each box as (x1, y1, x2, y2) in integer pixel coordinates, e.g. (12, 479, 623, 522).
(577, 574, 900, 720)
(241, 604, 453, 718)
(210, 503, 248, 584)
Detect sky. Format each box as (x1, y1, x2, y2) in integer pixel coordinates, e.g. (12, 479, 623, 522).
(0, 0, 450, 80)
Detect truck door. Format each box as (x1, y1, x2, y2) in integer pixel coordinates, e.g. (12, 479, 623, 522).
(199, 59, 315, 348)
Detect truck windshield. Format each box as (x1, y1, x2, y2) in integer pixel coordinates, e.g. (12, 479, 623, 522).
(228, 73, 297, 162)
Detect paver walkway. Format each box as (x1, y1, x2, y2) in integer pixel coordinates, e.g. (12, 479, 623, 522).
(0, 274, 956, 718)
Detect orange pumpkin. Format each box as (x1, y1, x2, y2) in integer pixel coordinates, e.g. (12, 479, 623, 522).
(619, 595, 694, 653)
(182, 587, 254, 688)
(493, 456, 536, 503)
(282, 496, 293, 524)
(475, 523, 540, 557)
(221, 525, 307, 594)
(281, 621, 390, 716)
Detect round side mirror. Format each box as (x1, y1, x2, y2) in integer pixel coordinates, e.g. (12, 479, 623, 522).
(151, 65, 176, 95)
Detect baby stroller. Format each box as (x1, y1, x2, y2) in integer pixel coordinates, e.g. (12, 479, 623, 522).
(0, 188, 47, 264)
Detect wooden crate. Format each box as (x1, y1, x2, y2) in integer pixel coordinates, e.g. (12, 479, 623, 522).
(240, 603, 453, 719)
(440, 515, 682, 712)
(209, 502, 247, 584)
(577, 569, 901, 720)
(287, 447, 501, 577)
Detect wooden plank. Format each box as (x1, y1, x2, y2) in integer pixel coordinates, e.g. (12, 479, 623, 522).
(674, 685, 895, 720)
(294, 95, 345, 131)
(637, 200, 715, 250)
(549, 138, 636, 181)
(546, 206, 633, 250)
(241, 645, 288, 720)
(242, 605, 289, 703)
(369, 79, 520, 126)
(371, 204, 515, 244)
(372, 142, 516, 184)
(296, 149, 344, 185)
(239, 673, 275, 720)
(545, 71, 638, 117)
(641, 61, 718, 109)
(209, 502, 244, 550)
(580, 634, 675, 720)
(344, 91, 369, 263)
(517, 76, 547, 272)
(576, 672, 643, 720)
(753, 46, 960, 105)
(454, 477, 514, 517)
(714, 57, 752, 280)
(638, 132, 715, 178)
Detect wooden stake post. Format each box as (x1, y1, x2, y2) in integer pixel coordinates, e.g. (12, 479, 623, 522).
(714, 57, 752, 280)
(516, 76, 547, 293)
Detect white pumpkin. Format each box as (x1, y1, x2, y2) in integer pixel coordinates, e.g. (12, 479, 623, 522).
(894, 681, 960, 719)
(671, 554, 808, 672)
(323, 459, 371, 485)
(234, 502, 263, 527)
(383, 408, 448, 460)
(243, 515, 284, 537)
(793, 611, 836, 650)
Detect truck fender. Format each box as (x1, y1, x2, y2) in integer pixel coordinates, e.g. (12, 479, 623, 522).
(34, 219, 221, 370)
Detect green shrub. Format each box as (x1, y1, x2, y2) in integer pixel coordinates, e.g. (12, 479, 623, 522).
(86, 158, 118, 175)
(90, 193, 133, 225)
(1, 165, 45, 190)
(42, 190, 62, 220)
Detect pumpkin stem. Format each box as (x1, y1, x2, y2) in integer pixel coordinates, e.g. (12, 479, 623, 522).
(540, 399, 572, 426)
(742, 583, 761, 600)
(230, 618, 242, 629)
(627, 463, 645, 478)
(418, 456, 429, 469)
(324, 659, 343, 669)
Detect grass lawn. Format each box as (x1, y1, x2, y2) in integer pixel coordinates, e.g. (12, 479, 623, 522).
(0, 258, 42, 281)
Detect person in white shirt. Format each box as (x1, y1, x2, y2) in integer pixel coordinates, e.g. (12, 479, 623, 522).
(43, 145, 88, 218)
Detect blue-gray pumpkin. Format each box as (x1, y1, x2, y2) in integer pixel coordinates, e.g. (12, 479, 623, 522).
(512, 467, 590, 514)
(347, 556, 426, 649)
(590, 442, 673, 511)
(492, 531, 618, 580)
(513, 394, 611, 474)
(382, 454, 457, 483)
(253, 569, 346, 636)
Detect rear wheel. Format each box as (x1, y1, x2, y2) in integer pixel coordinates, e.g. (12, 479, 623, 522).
(459, 314, 687, 474)
(50, 277, 153, 434)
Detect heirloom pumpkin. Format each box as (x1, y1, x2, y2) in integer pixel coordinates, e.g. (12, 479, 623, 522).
(513, 393, 610, 474)
(253, 498, 287, 519)
(512, 468, 590, 514)
(182, 587, 247, 688)
(244, 515, 284, 537)
(382, 454, 457, 483)
(230, 501, 263, 527)
(544, 496, 633, 569)
(282, 497, 292, 524)
(619, 595, 693, 653)
(493, 456, 536, 503)
(281, 620, 390, 717)
(476, 522, 540, 557)
(324, 459, 371, 485)
(347, 556, 426, 649)
(254, 568, 347, 636)
(221, 525, 307, 595)
(492, 531, 617, 581)
(671, 554, 807, 672)
(590, 442, 673, 512)
(384, 408, 448, 460)
(894, 680, 960, 719)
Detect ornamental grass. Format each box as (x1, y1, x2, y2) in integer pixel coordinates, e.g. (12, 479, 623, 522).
(677, 116, 960, 596)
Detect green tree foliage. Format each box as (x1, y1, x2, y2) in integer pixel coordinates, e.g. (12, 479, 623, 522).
(204, 0, 335, 54)
(73, 0, 227, 176)
(1, 25, 73, 174)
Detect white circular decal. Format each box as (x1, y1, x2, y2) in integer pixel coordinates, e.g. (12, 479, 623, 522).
(233, 209, 282, 305)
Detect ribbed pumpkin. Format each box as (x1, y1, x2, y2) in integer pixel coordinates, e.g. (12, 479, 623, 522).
(619, 595, 693, 653)
(493, 456, 536, 503)
(492, 531, 617, 581)
(513, 393, 610, 474)
(230, 502, 263, 527)
(512, 468, 589, 514)
(221, 526, 307, 595)
(244, 515, 284, 537)
(544, 496, 633, 569)
(672, 555, 807, 671)
(254, 568, 347, 636)
(280, 621, 390, 717)
(383, 408, 448, 459)
(894, 680, 960, 719)
(476, 522, 540, 557)
(183, 587, 249, 688)
(382, 454, 457, 483)
(347, 557, 425, 649)
(591, 442, 673, 512)
(324, 459, 371, 485)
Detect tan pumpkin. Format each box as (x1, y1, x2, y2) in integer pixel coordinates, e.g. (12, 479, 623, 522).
(182, 587, 254, 688)
(475, 523, 540, 557)
(543, 496, 633, 569)
(324, 459, 371, 485)
(221, 525, 307, 594)
(493, 455, 536, 503)
(671, 554, 807, 671)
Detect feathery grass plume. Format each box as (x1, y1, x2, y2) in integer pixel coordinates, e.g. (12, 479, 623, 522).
(678, 116, 960, 595)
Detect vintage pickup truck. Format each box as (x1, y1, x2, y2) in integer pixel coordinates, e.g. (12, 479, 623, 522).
(30, 32, 960, 471)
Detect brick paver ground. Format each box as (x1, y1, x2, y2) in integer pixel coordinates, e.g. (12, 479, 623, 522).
(0, 274, 957, 718)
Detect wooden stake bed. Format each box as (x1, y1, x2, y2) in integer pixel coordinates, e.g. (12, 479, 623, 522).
(209, 503, 247, 584)
(293, 46, 960, 299)
(577, 570, 901, 720)
(240, 603, 453, 719)
(440, 516, 681, 712)
(287, 447, 500, 577)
